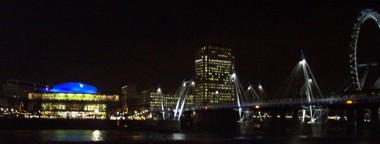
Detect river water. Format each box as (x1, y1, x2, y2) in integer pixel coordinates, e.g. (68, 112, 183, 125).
(0, 129, 379, 143)
(0, 130, 237, 143)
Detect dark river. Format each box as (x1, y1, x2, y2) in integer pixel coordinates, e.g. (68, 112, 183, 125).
(0, 129, 379, 143)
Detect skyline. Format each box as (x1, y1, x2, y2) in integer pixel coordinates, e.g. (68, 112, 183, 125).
(1, 1, 380, 94)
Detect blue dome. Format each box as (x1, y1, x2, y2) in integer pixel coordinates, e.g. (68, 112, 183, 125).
(42, 82, 97, 94)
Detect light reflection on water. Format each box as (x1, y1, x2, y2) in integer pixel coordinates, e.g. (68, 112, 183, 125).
(0, 129, 378, 143)
(39, 130, 103, 142)
(0, 130, 195, 142)
(171, 133, 186, 140)
(91, 130, 103, 141)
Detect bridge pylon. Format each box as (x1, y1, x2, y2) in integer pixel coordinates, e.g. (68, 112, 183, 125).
(277, 51, 328, 124)
(231, 73, 264, 122)
(173, 80, 195, 121)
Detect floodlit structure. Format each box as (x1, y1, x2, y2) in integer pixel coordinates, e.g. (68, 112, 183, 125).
(349, 9, 380, 91)
(194, 45, 235, 105)
(276, 51, 327, 123)
(27, 82, 119, 119)
(173, 80, 195, 120)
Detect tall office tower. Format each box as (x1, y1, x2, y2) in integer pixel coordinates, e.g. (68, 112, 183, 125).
(121, 85, 128, 108)
(121, 83, 137, 113)
(194, 45, 235, 105)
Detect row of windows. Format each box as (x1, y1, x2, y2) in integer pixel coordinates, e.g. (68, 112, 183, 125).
(203, 85, 233, 89)
(208, 59, 232, 64)
(29, 93, 119, 102)
(195, 83, 233, 88)
(207, 66, 231, 71)
(195, 87, 233, 92)
(41, 103, 106, 112)
(195, 58, 232, 64)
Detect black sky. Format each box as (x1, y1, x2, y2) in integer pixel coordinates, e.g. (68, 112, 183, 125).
(0, 1, 379, 95)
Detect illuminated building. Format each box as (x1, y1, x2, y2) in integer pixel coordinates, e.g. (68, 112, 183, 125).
(137, 87, 191, 111)
(28, 82, 119, 119)
(164, 93, 178, 111)
(147, 90, 161, 110)
(194, 45, 235, 105)
(138, 87, 162, 111)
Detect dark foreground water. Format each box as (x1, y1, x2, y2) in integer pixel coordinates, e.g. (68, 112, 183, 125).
(1, 129, 380, 144)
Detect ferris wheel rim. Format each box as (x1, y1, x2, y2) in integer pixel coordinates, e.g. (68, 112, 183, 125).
(349, 9, 380, 91)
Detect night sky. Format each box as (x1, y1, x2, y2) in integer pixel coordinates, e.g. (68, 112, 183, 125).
(0, 1, 379, 95)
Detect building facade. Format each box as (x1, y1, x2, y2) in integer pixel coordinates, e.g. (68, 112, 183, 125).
(1, 80, 46, 111)
(121, 83, 137, 114)
(28, 82, 119, 119)
(194, 45, 235, 105)
(136, 87, 191, 112)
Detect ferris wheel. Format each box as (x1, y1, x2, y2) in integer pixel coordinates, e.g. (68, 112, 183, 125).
(349, 9, 380, 91)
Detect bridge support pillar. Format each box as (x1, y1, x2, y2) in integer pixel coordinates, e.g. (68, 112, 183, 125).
(370, 107, 379, 133)
(180, 111, 193, 131)
(346, 107, 366, 134)
(279, 110, 286, 121)
(269, 110, 278, 134)
(346, 107, 355, 133)
(279, 109, 286, 133)
(356, 108, 365, 133)
(270, 110, 278, 121)
(292, 109, 299, 122)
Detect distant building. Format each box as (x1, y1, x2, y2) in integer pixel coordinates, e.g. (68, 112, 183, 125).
(194, 45, 235, 105)
(136, 87, 189, 112)
(1, 80, 46, 110)
(138, 87, 161, 111)
(163, 93, 178, 111)
(121, 83, 137, 114)
(121, 85, 128, 106)
(28, 82, 119, 119)
(148, 89, 162, 110)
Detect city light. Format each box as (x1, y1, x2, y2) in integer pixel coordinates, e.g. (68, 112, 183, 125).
(1, 7, 380, 142)
(299, 59, 306, 65)
(232, 73, 236, 78)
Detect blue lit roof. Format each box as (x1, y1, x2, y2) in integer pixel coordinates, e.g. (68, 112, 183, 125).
(41, 82, 97, 94)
